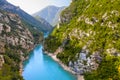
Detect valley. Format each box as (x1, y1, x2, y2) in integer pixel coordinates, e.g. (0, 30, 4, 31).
(0, 0, 120, 80)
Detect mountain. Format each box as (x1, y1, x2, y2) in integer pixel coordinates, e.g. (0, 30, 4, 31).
(44, 0, 120, 80)
(0, 0, 52, 32)
(34, 16, 54, 29)
(0, 8, 43, 79)
(33, 6, 65, 26)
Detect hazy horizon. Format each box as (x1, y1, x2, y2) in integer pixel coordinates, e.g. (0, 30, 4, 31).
(7, 0, 71, 14)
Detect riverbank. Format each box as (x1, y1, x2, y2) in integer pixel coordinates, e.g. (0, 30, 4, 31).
(20, 44, 38, 75)
(44, 51, 84, 80)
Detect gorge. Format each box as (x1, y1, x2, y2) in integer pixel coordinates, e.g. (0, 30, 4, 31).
(22, 44, 77, 80)
(1, 0, 120, 80)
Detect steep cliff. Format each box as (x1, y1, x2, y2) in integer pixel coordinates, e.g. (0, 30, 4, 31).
(0, 9, 43, 80)
(44, 0, 120, 79)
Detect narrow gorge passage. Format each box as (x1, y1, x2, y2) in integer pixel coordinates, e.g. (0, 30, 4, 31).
(22, 41, 76, 80)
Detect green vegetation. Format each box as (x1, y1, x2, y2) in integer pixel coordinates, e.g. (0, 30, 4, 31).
(0, 8, 43, 80)
(0, 45, 26, 80)
(84, 55, 120, 80)
(57, 40, 81, 65)
(44, 0, 120, 79)
(0, 49, 24, 80)
(0, 64, 23, 80)
(44, 36, 61, 53)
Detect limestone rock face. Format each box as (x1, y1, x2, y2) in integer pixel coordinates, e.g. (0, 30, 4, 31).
(0, 9, 36, 69)
(69, 49, 102, 75)
(0, 23, 3, 34)
(4, 24, 11, 32)
(0, 55, 4, 69)
(0, 11, 35, 50)
(0, 42, 5, 54)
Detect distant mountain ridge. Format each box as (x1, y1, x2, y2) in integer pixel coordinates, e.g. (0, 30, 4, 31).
(0, 0, 52, 32)
(33, 6, 65, 26)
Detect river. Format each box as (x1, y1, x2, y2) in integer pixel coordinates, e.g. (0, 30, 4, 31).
(22, 33, 77, 80)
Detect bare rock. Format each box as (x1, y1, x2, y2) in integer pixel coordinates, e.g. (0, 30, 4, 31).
(4, 24, 11, 32)
(0, 23, 3, 34)
(0, 55, 4, 69)
(0, 42, 5, 53)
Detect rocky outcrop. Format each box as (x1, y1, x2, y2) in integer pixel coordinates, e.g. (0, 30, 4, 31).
(0, 10, 34, 50)
(0, 9, 42, 79)
(0, 42, 5, 54)
(69, 49, 102, 74)
(0, 55, 4, 69)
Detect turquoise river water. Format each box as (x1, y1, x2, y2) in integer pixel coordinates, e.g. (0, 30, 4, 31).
(22, 44, 77, 80)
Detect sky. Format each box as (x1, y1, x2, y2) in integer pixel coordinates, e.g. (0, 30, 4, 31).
(7, 0, 71, 14)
